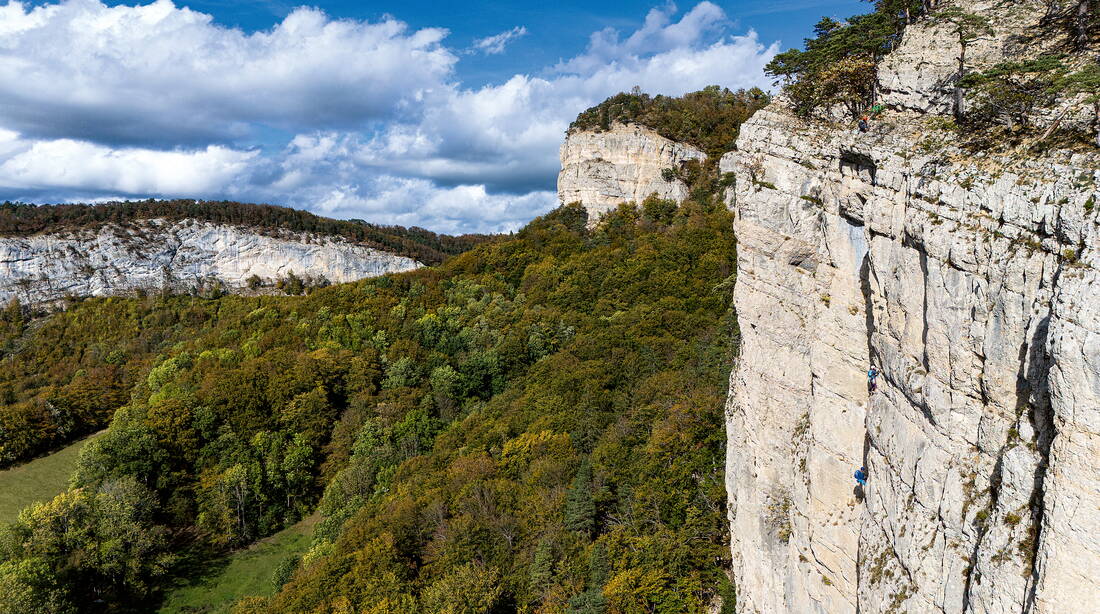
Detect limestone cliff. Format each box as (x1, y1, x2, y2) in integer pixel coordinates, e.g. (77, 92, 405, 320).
(723, 2, 1100, 613)
(0, 218, 421, 305)
(558, 122, 705, 221)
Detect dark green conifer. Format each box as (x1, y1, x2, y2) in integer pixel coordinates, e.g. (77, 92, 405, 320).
(528, 539, 553, 599)
(565, 460, 596, 537)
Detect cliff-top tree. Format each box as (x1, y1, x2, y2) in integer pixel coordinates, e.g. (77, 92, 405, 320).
(1055, 61, 1100, 146)
(765, 0, 926, 117)
(933, 7, 994, 121)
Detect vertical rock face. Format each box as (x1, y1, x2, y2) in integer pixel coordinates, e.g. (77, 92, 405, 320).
(724, 3, 1100, 613)
(558, 123, 705, 221)
(0, 219, 421, 305)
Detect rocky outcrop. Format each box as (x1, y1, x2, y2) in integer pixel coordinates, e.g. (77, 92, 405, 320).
(723, 2, 1100, 613)
(0, 219, 421, 305)
(558, 122, 705, 221)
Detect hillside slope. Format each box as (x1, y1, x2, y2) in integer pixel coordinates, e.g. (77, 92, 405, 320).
(0, 295, 287, 469)
(0, 198, 741, 613)
(0, 431, 103, 524)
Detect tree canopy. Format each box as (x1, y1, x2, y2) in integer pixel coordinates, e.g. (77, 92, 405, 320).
(0, 194, 741, 612)
(765, 0, 925, 117)
(569, 86, 770, 159)
(0, 200, 492, 266)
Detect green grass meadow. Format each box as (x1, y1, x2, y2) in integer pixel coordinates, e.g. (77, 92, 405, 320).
(0, 427, 317, 614)
(157, 515, 318, 614)
(0, 430, 104, 524)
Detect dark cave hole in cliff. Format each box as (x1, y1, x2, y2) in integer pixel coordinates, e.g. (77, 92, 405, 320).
(840, 151, 878, 187)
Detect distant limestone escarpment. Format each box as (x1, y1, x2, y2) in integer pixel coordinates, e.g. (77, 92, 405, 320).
(723, 1, 1100, 613)
(557, 122, 705, 222)
(0, 215, 422, 306)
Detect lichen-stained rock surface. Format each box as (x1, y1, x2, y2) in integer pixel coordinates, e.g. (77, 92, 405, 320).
(726, 111, 1100, 614)
(558, 122, 705, 221)
(0, 219, 421, 305)
(723, 3, 1100, 613)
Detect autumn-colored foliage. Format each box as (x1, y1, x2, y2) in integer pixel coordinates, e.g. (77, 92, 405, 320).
(0, 196, 740, 613)
(569, 85, 769, 159)
(0, 200, 493, 265)
(0, 87, 757, 614)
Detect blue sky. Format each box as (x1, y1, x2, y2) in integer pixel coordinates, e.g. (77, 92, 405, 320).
(135, 0, 866, 87)
(0, 0, 866, 233)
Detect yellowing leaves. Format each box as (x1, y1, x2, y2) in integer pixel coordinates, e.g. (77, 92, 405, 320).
(501, 430, 574, 476)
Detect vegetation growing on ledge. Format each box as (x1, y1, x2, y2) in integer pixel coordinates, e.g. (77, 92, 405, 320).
(569, 85, 770, 159)
(765, 0, 926, 118)
(0, 196, 740, 613)
(959, 55, 1100, 148)
(0, 200, 493, 266)
(766, 0, 1099, 148)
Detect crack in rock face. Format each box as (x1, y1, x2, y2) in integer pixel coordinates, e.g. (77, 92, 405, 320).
(725, 110, 1100, 613)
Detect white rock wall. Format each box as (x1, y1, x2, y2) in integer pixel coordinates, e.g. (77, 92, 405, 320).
(877, 0, 1096, 128)
(724, 3, 1100, 612)
(726, 103, 1100, 614)
(558, 123, 705, 222)
(0, 219, 421, 305)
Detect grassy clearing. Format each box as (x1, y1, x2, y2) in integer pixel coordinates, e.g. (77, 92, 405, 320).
(0, 430, 104, 524)
(158, 515, 318, 614)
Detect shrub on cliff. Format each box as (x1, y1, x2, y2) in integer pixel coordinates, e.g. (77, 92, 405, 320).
(1053, 61, 1100, 147)
(1036, 0, 1099, 50)
(950, 56, 1100, 148)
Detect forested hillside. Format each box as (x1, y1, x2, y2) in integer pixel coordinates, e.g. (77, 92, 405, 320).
(0, 296, 231, 468)
(0, 200, 492, 266)
(0, 197, 739, 613)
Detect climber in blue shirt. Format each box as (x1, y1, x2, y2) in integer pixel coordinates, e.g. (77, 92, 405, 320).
(867, 366, 879, 392)
(854, 466, 867, 487)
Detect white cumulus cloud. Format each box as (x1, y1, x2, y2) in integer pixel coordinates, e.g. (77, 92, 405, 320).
(0, 0, 455, 145)
(473, 25, 528, 55)
(0, 1, 778, 233)
(0, 131, 256, 196)
(556, 2, 729, 74)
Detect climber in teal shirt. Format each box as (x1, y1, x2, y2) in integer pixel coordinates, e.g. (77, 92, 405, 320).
(868, 365, 879, 392)
(854, 466, 867, 487)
